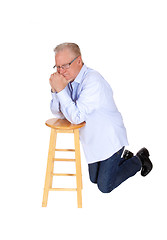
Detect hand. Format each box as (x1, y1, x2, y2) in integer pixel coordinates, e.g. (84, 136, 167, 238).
(49, 72, 70, 93)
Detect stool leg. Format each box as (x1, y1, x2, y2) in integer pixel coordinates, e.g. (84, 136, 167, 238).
(74, 129, 82, 208)
(50, 131, 57, 188)
(74, 129, 83, 189)
(42, 128, 57, 207)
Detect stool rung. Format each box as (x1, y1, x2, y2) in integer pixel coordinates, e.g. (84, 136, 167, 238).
(49, 188, 77, 191)
(52, 173, 76, 176)
(53, 158, 75, 162)
(56, 130, 73, 133)
(55, 149, 75, 152)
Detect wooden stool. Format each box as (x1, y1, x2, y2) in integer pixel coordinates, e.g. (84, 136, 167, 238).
(42, 118, 86, 208)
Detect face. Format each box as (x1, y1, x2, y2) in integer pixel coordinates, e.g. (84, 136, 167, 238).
(55, 48, 83, 82)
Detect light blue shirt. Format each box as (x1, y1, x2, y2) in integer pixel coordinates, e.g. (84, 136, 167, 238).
(50, 65, 129, 164)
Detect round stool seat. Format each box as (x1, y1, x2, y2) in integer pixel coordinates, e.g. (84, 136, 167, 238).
(45, 118, 86, 130)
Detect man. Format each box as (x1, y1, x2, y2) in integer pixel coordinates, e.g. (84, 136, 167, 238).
(49, 42, 153, 193)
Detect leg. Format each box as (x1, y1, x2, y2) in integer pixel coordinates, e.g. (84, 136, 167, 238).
(113, 156, 142, 190)
(42, 128, 57, 207)
(97, 150, 122, 193)
(97, 148, 142, 193)
(74, 129, 82, 208)
(88, 161, 100, 184)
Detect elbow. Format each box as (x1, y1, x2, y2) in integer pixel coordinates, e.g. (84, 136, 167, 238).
(67, 113, 86, 125)
(50, 107, 65, 119)
(70, 119, 85, 125)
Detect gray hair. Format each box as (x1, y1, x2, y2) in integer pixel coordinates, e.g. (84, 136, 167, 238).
(54, 42, 82, 57)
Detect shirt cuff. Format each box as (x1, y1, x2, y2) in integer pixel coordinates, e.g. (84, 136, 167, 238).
(51, 90, 58, 99)
(57, 88, 72, 107)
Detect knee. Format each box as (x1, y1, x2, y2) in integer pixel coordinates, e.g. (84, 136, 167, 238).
(89, 171, 98, 184)
(97, 182, 114, 193)
(89, 177, 97, 184)
(88, 163, 99, 184)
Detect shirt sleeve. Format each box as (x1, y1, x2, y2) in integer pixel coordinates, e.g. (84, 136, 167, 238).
(50, 91, 65, 119)
(56, 75, 101, 124)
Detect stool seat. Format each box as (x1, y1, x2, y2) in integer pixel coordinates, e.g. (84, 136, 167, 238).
(45, 118, 86, 130)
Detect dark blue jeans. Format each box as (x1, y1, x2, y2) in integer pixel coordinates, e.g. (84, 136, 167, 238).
(88, 148, 142, 193)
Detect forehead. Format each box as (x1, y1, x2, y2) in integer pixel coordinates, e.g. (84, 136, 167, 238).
(55, 48, 74, 65)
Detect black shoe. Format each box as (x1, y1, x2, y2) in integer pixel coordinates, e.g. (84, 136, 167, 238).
(136, 147, 153, 177)
(123, 150, 134, 160)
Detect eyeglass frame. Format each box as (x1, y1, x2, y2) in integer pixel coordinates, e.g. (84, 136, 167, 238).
(53, 56, 79, 70)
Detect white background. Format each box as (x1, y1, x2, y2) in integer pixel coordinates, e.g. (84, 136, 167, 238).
(0, 0, 167, 239)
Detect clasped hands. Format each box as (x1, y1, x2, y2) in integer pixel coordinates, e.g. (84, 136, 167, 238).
(49, 72, 71, 93)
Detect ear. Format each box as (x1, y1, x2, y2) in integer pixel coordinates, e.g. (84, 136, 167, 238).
(77, 56, 82, 65)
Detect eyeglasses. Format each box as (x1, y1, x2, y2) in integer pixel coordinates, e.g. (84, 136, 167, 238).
(53, 56, 79, 70)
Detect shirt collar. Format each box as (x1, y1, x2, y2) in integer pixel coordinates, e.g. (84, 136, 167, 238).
(72, 64, 87, 84)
